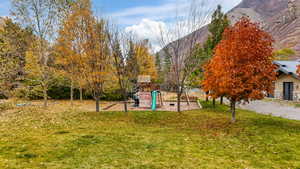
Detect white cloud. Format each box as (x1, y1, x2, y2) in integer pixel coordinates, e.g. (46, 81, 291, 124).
(110, 0, 190, 25)
(125, 19, 167, 52)
(111, 0, 242, 25)
(122, 0, 242, 52)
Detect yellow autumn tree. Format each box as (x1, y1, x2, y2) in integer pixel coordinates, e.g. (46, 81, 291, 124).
(55, 0, 90, 105)
(24, 41, 53, 101)
(135, 41, 157, 80)
(80, 12, 112, 112)
(127, 40, 157, 81)
(12, 0, 73, 107)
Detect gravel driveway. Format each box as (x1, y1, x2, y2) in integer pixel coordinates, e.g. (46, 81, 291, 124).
(238, 100, 300, 120)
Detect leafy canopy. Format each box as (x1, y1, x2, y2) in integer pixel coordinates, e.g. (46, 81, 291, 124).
(203, 17, 276, 103)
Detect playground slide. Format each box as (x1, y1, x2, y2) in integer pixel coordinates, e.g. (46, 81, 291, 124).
(151, 91, 157, 111)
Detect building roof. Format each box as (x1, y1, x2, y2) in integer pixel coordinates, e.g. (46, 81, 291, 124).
(274, 60, 300, 79)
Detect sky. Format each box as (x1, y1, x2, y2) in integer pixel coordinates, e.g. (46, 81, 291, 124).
(0, 0, 242, 51)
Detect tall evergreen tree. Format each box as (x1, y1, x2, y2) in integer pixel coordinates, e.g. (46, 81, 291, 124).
(203, 5, 230, 105)
(205, 5, 230, 56)
(126, 40, 139, 83)
(155, 53, 163, 83)
(126, 40, 157, 82)
(163, 52, 171, 77)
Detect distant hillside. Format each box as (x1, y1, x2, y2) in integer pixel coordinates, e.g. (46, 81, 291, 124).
(158, 0, 300, 59)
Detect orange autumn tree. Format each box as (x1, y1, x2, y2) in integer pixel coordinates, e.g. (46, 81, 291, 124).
(202, 17, 277, 122)
(297, 65, 300, 76)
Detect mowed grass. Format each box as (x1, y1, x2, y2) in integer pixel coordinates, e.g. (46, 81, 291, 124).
(0, 101, 300, 169)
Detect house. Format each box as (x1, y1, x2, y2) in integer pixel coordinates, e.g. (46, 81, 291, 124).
(274, 60, 300, 101)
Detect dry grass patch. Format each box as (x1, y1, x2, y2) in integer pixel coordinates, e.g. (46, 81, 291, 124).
(0, 100, 299, 168)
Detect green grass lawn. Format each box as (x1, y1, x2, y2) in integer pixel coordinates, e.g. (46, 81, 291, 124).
(0, 101, 300, 169)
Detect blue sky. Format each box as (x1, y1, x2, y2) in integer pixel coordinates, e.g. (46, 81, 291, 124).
(0, 0, 241, 25)
(0, 0, 10, 17)
(0, 0, 242, 51)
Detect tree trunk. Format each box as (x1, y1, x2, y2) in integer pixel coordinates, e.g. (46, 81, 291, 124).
(79, 86, 83, 102)
(231, 100, 236, 123)
(206, 91, 209, 102)
(220, 96, 223, 105)
(123, 90, 128, 114)
(43, 85, 48, 107)
(95, 97, 100, 112)
(213, 98, 216, 107)
(185, 91, 190, 106)
(124, 100, 128, 113)
(70, 79, 74, 107)
(177, 92, 181, 113)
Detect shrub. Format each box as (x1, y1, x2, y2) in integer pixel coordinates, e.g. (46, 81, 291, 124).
(14, 85, 124, 101)
(0, 102, 13, 111)
(13, 86, 44, 100)
(100, 90, 123, 101)
(0, 93, 7, 99)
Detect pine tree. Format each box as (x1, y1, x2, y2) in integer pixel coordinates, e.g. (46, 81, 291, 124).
(155, 53, 163, 83)
(203, 5, 230, 105)
(207, 5, 230, 50)
(126, 40, 157, 82)
(163, 52, 171, 76)
(126, 40, 139, 83)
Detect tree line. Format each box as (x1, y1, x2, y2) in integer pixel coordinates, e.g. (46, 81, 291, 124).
(1, 0, 293, 122)
(1, 0, 157, 112)
(157, 3, 278, 122)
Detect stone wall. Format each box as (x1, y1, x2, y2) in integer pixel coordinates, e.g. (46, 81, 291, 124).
(274, 74, 300, 101)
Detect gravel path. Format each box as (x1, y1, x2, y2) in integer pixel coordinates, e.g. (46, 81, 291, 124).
(238, 100, 300, 120)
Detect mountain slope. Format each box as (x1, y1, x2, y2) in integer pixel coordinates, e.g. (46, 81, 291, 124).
(159, 0, 300, 59)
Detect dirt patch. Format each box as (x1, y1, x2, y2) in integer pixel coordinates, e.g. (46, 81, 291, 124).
(104, 101, 200, 112)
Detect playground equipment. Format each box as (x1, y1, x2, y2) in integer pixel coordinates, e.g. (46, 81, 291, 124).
(151, 91, 163, 111)
(151, 90, 164, 111)
(136, 75, 164, 110)
(151, 91, 157, 110)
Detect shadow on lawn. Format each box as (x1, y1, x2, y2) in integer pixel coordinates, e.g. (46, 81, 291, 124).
(247, 115, 300, 132)
(199, 100, 300, 134)
(80, 101, 300, 136)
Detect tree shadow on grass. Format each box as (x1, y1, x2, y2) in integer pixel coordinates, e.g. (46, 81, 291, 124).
(246, 115, 300, 134)
(201, 100, 300, 133)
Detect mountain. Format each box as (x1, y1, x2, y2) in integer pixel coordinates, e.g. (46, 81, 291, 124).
(158, 0, 300, 59)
